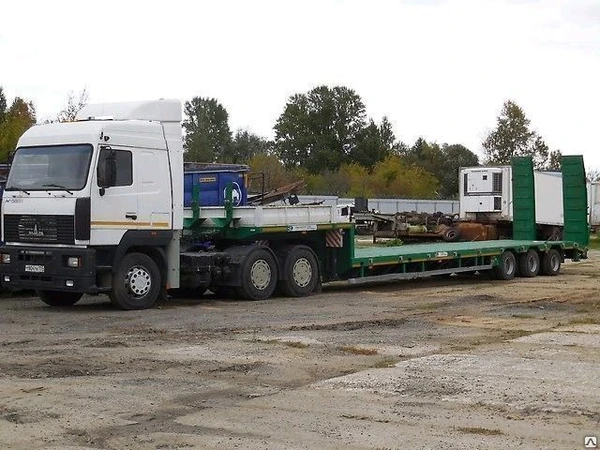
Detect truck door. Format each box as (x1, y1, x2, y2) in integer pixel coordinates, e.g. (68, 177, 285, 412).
(134, 149, 171, 230)
(90, 146, 138, 244)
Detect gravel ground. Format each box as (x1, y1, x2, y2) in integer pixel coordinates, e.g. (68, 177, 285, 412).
(1, 252, 599, 450)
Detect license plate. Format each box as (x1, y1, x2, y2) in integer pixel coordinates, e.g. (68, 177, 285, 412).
(25, 264, 45, 273)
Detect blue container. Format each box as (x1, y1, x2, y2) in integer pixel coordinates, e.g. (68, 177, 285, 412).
(183, 163, 250, 207)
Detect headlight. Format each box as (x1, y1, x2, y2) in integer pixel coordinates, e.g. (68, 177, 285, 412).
(1, 253, 10, 264)
(67, 256, 81, 268)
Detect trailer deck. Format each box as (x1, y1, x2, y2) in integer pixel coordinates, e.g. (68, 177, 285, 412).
(353, 239, 585, 266)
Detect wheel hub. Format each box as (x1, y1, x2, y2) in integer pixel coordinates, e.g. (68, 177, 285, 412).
(125, 266, 152, 297)
(292, 257, 312, 288)
(250, 259, 271, 291)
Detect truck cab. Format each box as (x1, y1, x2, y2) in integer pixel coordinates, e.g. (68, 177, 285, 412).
(0, 100, 184, 308)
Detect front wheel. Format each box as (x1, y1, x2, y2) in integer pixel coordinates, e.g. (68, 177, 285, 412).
(37, 290, 83, 307)
(236, 248, 278, 301)
(111, 253, 162, 310)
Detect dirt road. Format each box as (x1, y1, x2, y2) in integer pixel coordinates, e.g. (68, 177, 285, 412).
(1, 253, 599, 450)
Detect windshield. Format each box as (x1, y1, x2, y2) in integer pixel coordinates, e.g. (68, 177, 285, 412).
(6, 144, 92, 191)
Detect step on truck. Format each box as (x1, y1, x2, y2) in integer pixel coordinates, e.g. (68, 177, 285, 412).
(0, 100, 589, 309)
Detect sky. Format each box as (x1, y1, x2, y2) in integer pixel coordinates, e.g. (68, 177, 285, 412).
(2, 0, 600, 169)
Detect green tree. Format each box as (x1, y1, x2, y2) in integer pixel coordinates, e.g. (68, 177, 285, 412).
(247, 153, 291, 192)
(546, 150, 562, 171)
(223, 130, 271, 164)
(0, 87, 7, 124)
(438, 144, 479, 198)
(350, 117, 398, 169)
(183, 97, 231, 162)
(482, 100, 560, 170)
(0, 96, 36, 161)
(274, 85, 368, 173)
(370, 155, 439, 198)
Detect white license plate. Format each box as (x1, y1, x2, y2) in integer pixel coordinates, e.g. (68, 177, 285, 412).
(25, 264, 45, 273)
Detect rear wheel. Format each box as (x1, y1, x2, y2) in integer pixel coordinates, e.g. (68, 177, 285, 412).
(111, 252, 162, 310)
(492, 251, 517, 280)
(518, 250, 540, 278)
(37, 290, 83, 307)
(278, 246, 319, 297)
(237, 248, 278, 300)
(541, 249, 561, 276)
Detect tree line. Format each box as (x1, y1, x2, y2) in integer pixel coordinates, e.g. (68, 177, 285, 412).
(0, 84, 564, 198)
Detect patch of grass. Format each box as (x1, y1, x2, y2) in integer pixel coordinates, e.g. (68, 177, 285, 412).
(340, 346, 378, 355)
(371, 357, 399, 368)
(283, 341, 309, 348)
(575, 303, 600, 313)
(567, 317, 600, 325)
(501, 329, 535, 340)
(456, 426, 504, 436)
(588, 234, 600, 250)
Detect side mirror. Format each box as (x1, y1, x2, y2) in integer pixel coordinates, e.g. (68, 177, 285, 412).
(97, 147, 117, 189)
(7, 150, 15, 164)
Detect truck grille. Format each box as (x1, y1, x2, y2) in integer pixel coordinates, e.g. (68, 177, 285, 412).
(4, 215, 75, 245)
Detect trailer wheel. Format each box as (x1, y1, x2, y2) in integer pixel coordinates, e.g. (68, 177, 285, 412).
(37, 290, 83, 307)
(541, 249, 561, 276)
(237, 248, 277, 300)
(111, 252, 162, 310)
(279, 246, 319, 297)
(492, 251, 517, 280)
(518, 250, 540, 278)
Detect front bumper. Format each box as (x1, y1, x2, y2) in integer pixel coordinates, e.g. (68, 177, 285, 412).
(0, 245, 98, 293)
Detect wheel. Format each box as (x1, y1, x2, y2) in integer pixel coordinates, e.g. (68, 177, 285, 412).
(541, 249, 561, 276)
(236, 248, 277, 300)
(492, 251, 517, 280)
(278, 246, 319, 297)
(37, 290, 83, 307)
(442, 227, 460, 242)
(168, 287, 207, 299)
(518, 250, 540, 278)
(111, 253, 162, 310)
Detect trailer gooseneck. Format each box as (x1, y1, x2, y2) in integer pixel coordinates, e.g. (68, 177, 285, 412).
(0, 100, 588, 309)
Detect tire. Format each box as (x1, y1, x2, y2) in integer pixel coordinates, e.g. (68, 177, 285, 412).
(541, 249, 561, 276)
(278, 246, 319, 297)
(518, 250, 540, 278)
(111, 252, 162, 310)
(442, 227, 460, 242)
(37, 290, 83, 307)
(492, 251, 517, 280)
(236, 248, 278, 301)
